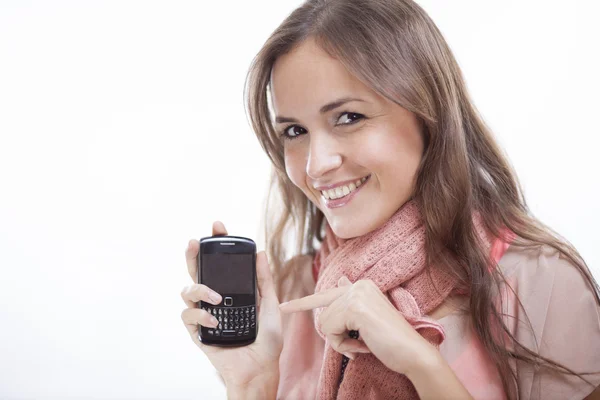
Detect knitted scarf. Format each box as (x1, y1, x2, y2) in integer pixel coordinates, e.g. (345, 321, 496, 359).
(312, 199, 506, 399)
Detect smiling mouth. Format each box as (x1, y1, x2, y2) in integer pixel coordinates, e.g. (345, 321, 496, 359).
(320, 174, 371, 200)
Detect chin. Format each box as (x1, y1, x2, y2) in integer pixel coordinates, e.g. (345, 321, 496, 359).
(327, 218, 378, 239)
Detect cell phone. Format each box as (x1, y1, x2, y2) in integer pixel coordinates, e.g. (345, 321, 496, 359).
(197, 235, 258, 346)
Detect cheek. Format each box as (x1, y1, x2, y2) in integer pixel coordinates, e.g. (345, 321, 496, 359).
(284, 148, 307, 188)
(361, 128, 423, 181)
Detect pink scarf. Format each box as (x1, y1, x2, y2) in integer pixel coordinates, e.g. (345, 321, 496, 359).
(312, 199, 507, 399)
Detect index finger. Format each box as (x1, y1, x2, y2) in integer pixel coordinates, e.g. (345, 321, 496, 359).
(185, 221, 228, 283)
(279, 286, 348, 313)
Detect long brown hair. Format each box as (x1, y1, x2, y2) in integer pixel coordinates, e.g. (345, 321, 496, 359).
(243, 0, 600, 398)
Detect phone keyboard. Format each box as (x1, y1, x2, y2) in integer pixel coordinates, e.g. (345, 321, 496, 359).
(201, 305, 256, 337)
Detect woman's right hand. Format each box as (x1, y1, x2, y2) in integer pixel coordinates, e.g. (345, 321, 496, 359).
(180, 221, 283, 390)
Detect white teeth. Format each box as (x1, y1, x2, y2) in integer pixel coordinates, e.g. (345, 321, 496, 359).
(320, 175, 369, 200)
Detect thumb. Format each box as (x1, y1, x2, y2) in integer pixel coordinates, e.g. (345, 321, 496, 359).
(337, 275, 352, 287)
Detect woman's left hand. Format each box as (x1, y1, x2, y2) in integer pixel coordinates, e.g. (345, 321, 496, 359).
(278, 276, 439, 376)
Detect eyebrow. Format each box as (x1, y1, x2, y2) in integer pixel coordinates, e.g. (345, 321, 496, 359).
(274, 97, 366, 124)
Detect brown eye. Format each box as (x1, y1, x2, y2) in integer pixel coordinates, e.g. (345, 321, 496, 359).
(336, 112, 364, 125)
(282, 125, 307, 140)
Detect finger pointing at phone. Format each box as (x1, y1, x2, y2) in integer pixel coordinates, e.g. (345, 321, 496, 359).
(279, 277, 439, 376)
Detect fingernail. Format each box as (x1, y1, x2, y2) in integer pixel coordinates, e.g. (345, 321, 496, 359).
(208, 291, 222, 304)
(279, 301, 289, 307)
(343, 352, 355, 360)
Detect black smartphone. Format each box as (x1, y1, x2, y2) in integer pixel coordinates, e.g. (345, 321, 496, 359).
(197, 235, 258, 346)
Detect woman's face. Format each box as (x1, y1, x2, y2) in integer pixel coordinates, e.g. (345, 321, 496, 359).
(270, 38, 424, 239)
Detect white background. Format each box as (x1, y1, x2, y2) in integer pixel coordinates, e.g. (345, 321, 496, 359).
(0, 1, 598, 399)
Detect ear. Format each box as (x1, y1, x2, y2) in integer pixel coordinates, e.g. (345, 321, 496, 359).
(337, 275, 352, 287)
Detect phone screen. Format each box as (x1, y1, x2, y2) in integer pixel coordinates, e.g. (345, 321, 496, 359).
(201, 253, 254, 294)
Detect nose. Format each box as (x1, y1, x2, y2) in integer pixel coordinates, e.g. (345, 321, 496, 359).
(305, 132, 342, 180)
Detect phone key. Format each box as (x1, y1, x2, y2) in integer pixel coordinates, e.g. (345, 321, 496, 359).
(250, 322, 255, 328)
(243, 330, 249, 335)
(222, 330, 236, 337)
(214, 330, 220, 336)
(208, 329, 214, 335)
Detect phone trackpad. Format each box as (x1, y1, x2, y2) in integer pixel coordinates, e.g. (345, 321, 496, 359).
(222, 330, 236, 337)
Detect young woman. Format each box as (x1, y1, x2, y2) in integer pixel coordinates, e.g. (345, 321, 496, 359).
(181, 0, 600, 398)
